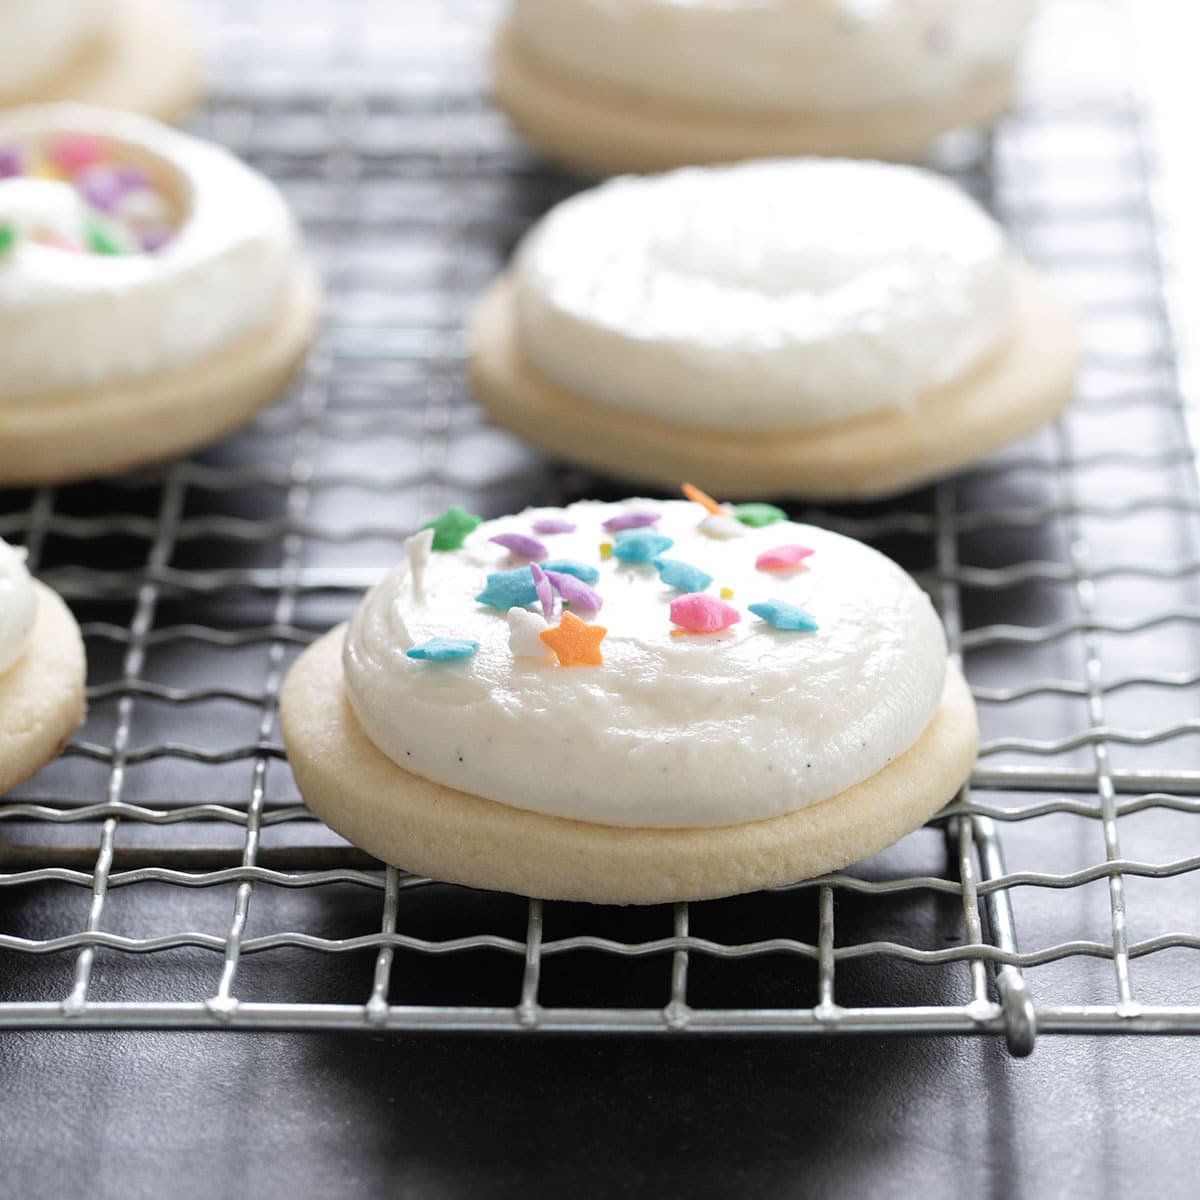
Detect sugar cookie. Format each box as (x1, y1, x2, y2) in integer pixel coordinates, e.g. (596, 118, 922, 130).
(470, 160, 1077, 499)
(281, 498, 978, 904)
(492, 0, 1036, 174)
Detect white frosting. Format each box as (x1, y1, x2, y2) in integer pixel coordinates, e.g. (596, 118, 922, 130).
(0, 539, 37, 678)
(511, 0, 1037, 114)
(0, 1, 110, 99)
(343, 500, 948, 829)
(0, 105, 300, 398)
(513, 159, 1012, 432)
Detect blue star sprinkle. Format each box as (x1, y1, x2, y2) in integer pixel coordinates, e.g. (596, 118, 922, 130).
(612, 530, 674, 564)
(539, 558, 600, 584)
(652, 557, 713, 593)
(406, 637, 480, 661)
(748, 599, 819, 632)
(475, 567, 538, 610)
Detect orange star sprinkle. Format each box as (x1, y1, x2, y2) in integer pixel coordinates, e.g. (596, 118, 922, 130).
(540, 610, 607, 666)
(681, 482, 723, 515)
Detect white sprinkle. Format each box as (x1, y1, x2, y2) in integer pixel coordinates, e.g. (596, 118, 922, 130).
(404, 527, 435, 602)
(508, 608, 553, 660)
(699, 513, 746, 539)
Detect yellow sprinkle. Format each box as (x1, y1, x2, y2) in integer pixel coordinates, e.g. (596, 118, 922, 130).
(670, 628, 688, 638)
(599, 542, 612, 559)
(720, 587, 734, 600)
(29, 160, 63, 181)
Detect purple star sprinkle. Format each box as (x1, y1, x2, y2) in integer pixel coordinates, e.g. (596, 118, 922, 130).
(0, 148, 23, 179)
(602, 510, 659, 533)
(137, 225, 172, 253)
(79, 166, 124, 214)
(529, 562, 554, 620)
(115, 165, 152, 191)
(545, 569, 603, 614)
(490, 531, 548, 559)
(532, 517, 576, 535)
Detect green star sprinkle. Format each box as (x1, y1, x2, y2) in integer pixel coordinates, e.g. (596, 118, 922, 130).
(0, 222, 16, 257)
(422, 504, 482, 551)
(733, 502, 787, 528)
(84, 220, 123, 256)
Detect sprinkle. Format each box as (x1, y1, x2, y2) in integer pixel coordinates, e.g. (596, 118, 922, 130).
(599, 542, 612, 560)
(682, 482, 723, 515)
(720, 587, 734, 600)
(699, 514, 745, 540)
(532, 517, 576, 535)
(529, 562, 554, 620)
(540, 610, 607, 666)
(602, 509, 659, 533)
(403, 528, 435, 603)
(28, 159, 64, 181)
(115, 165, 152, 191)
(612, 530, 674, 563)
(669, 594, 741, 634)
(756, 544, 815, 572)
(490, 531, 548, 560)
(422, 504, 482, 551)
(475, 567, 538, 610)
(79, 166, 124, 213)
(406, 637, 479, 661)
(652, 558, 713, 593)
(0, 148, 23, 179)
(50, 135, 104, 175)
(540, 558, 600, 584)
(508, 609, 553, 660)
(749, 600, 819, 632)
(545, 569, 603, 614)
(0, 223, 15, 257)
(733, 502, 787, 528)
(84, 220, 123, 256)
(137, 225, 172, 253)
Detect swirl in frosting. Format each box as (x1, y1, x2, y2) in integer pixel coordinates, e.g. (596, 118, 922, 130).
(0, 104, 299, 396)
(512, 158, 1013, 432)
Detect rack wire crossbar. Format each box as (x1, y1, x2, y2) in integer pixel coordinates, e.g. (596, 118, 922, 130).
(0, 0, 1197, 1055)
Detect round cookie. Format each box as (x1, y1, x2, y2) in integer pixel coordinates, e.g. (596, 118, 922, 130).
(0, 104, 318, 487)
(1, 0, 201, 125)
(470, 160, 1077, 500)
(280, 498, 979, 904)
(0, 541, 86, 794)
(492, 1, 1036, 174)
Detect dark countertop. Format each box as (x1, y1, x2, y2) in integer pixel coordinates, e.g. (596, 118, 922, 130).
(7, 1029, 1194, 1199)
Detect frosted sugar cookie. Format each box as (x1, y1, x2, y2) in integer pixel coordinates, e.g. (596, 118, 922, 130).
(492, 0, 1037, 174)
(470, 158, 1077, 500)
(0, 104, 318, 487)
(0, 0, 200, 124)
(280, 494, 978, 904)
(0, 538, 86, 794)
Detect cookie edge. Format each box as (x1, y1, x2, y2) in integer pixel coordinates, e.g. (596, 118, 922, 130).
(280, 624, 978, 905)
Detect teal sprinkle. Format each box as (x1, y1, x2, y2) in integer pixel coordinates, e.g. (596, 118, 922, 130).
(539, 558, 599, 585)
(406, 637, 479, 661)
(748, 599, 819, 632)
(612, 530, 674, 564)
(475, 568, 538, 610)
(652, 557, 713, 593)
(733, 502, 787, 528)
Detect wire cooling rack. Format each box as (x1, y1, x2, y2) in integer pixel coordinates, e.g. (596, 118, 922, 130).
(0, 0, 1197, 1056)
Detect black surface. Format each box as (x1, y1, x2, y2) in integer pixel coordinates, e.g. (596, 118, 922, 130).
(6, 1030, 1196, 1199)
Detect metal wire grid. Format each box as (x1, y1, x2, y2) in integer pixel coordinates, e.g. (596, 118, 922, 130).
(0, 0, 1195, 1054)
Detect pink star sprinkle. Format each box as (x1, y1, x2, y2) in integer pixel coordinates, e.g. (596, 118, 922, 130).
(669, 594, 741, 634)
(756, 544, 815, 572)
